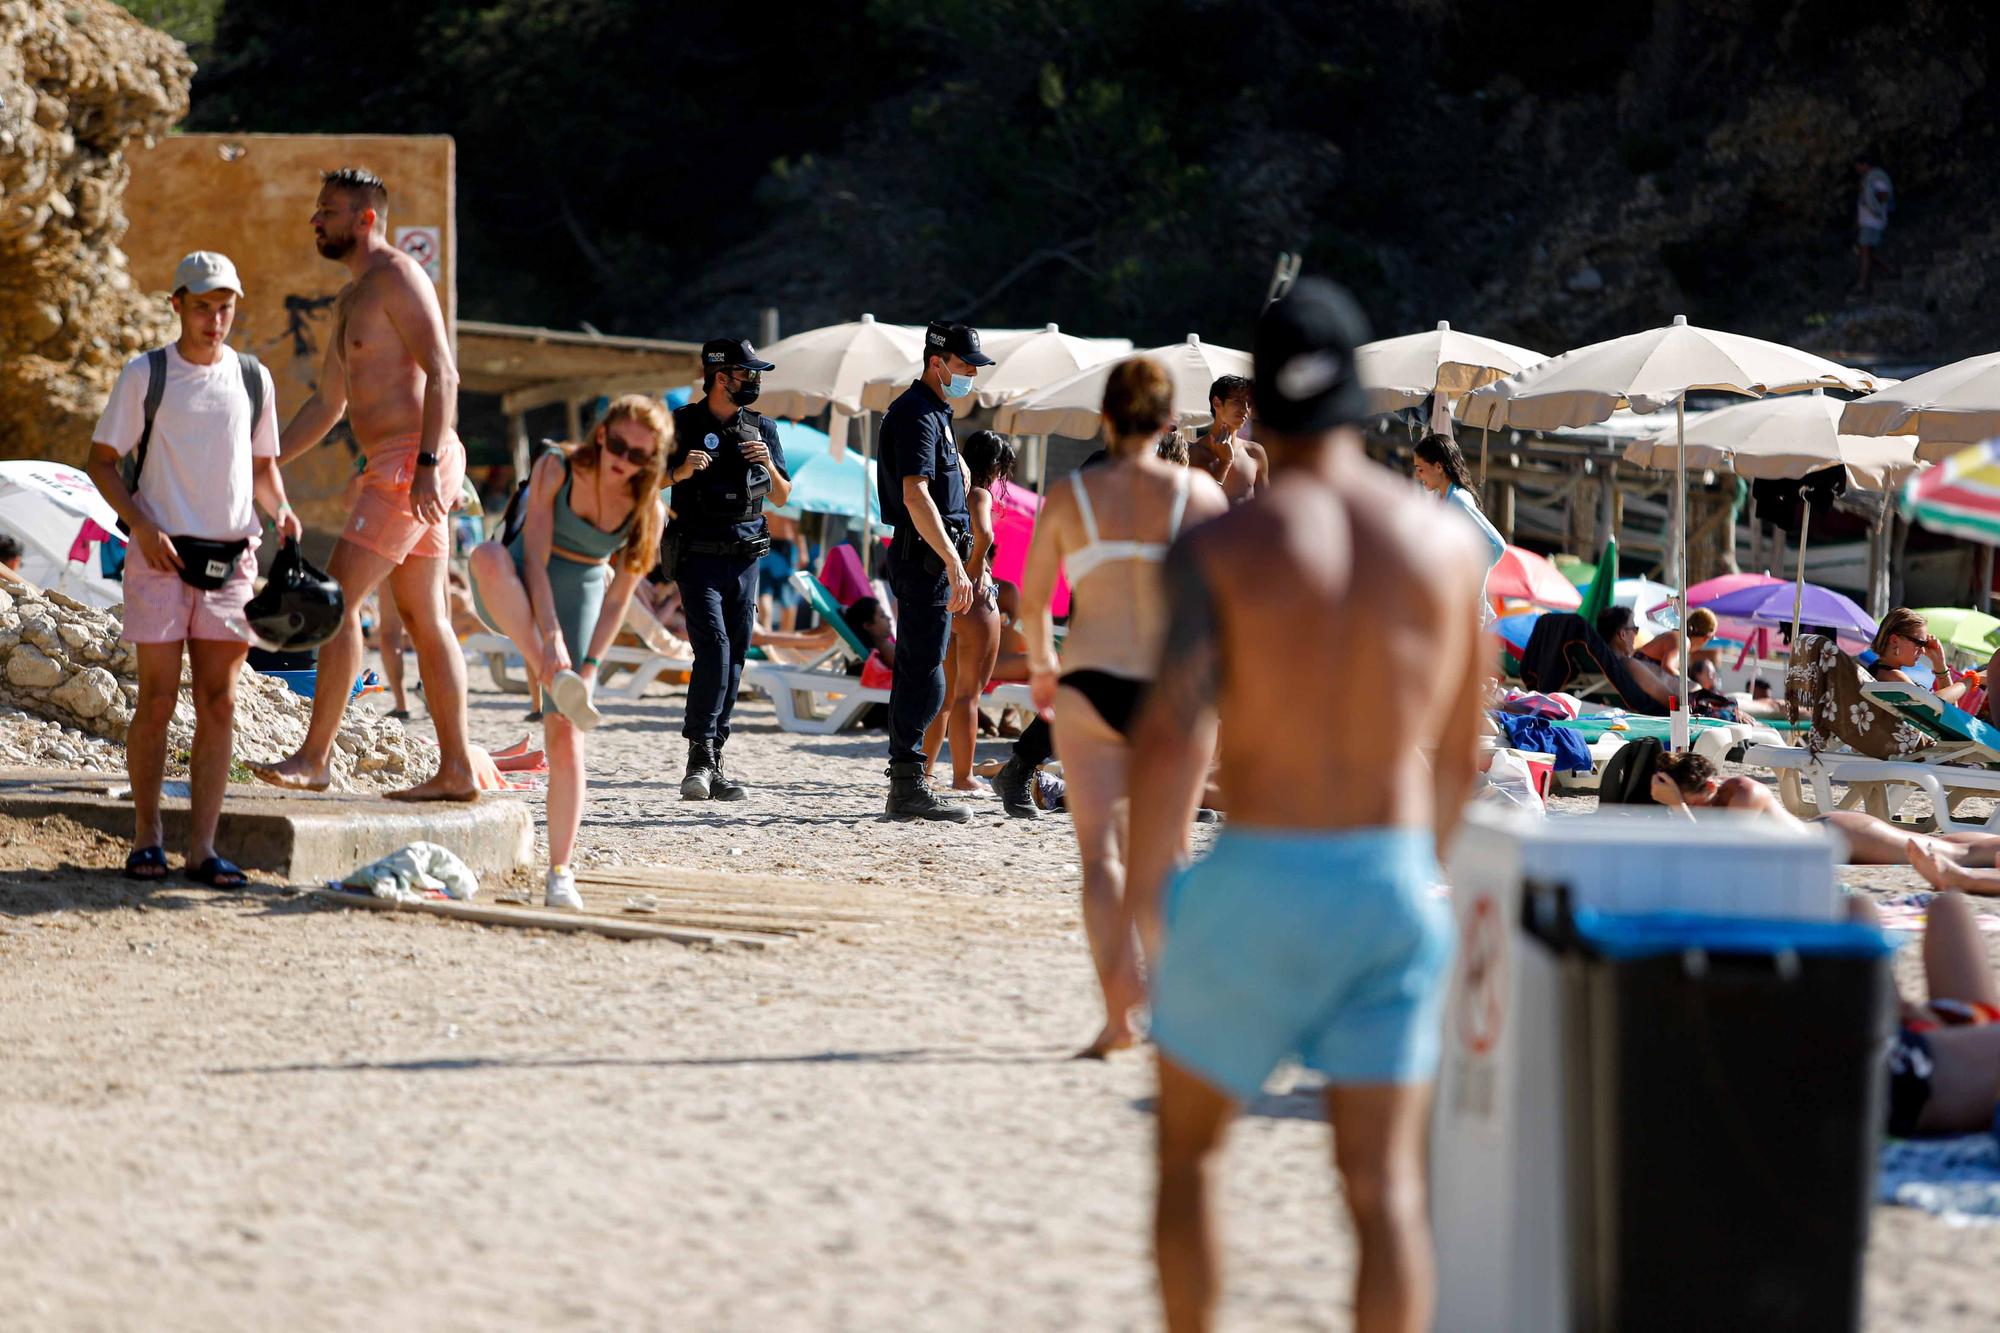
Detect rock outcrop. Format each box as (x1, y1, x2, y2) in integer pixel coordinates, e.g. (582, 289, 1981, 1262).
(0, 0, 191, 463)
(0, 581, 435, 791)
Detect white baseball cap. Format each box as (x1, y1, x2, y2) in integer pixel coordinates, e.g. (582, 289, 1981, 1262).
(173, 251, 245, 298)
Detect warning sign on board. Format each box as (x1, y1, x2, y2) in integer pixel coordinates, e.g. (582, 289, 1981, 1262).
(395, 226, 442, 283)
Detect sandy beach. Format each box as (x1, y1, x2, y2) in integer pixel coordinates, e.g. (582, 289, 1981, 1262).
(1, 664, 1998, 1331)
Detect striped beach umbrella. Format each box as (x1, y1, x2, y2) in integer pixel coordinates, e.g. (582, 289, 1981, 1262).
(1903, 438, 2000, 545)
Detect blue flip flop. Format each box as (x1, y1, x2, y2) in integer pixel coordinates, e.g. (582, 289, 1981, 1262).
(124, 846, 169, 881)
(185, 856, 247, 888)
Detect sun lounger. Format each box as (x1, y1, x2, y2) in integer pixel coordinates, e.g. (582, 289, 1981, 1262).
(463, 632, 690, 702)
(754, 572, 1030, 734)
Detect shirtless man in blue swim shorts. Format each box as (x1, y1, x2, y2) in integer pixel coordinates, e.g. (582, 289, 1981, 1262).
(1125, 279, 1489, 1333)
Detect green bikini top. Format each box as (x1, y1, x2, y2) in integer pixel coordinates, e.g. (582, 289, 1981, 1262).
(548, 457, 634, 561)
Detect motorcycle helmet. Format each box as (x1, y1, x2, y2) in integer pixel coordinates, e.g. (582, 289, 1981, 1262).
(244, 538, 345, 652)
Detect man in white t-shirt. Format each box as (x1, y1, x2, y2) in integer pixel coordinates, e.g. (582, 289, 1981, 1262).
(85, 251, 302, 889)
(1853, 152, 1896, 294)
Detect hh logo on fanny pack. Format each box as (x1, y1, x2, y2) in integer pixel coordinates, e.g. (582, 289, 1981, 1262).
(205, 559, 230, 579)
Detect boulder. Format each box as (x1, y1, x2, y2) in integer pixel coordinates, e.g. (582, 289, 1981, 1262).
(48, 666, 118, 719)
(7, 644, 65, 689)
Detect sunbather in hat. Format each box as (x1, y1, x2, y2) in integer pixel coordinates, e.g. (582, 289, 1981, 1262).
(1651, 750, 2000, 870)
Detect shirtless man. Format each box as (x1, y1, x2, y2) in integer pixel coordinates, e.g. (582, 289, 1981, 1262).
(1648, 750, 2000, 870)
(1126, 281, 1485, 1333)
(1186, 374, 1266, 503)
(251, 167, 477, 800)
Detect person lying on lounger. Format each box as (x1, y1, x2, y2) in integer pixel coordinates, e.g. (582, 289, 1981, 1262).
(1650, 750, 2000, 869)
(1869, 608, 1970, 704)
(1850, 889, 2000, 1138)
(1637, 606, 1718, 677)
(1600, 607, 1680, 709)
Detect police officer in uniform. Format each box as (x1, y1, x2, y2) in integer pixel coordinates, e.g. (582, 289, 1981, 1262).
(878, 320, 993, 821)
(667, 338, 791, 800)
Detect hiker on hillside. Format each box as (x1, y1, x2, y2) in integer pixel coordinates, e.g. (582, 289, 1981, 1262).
(86, 251, 301, 888)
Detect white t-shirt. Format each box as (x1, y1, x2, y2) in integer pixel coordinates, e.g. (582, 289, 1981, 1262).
(93, 344, 280, 540)
(1857, 167, 1893, 229)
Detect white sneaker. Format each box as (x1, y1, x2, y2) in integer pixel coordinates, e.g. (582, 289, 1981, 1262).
(544, 865, 583, 910)
(547, 669, 602, 732)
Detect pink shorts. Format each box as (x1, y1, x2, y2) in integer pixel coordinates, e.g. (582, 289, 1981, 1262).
(342, 432, 466, 564)
(121, 540, 258, 645)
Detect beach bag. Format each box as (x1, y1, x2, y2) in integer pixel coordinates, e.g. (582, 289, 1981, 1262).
(1596, 737, 1664, 806)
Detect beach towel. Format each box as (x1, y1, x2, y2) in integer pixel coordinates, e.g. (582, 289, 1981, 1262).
(1500, 690, 1580, 720)
(1492, 713, 1593, 773)
(1786, 634, 1934, 762)
(1517, 612, 1669, 716)
(339, 842, 480, 903)
(1879, 1134, 2000, 1226)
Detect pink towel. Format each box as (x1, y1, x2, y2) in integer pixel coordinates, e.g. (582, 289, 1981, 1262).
(68, 518, 118, 564)
(820, 543, 872, 606)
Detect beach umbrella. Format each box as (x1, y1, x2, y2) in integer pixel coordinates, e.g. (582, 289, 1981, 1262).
(1841, 352, 2000, 457)
(1576, 538, 1619, 626)
(1356, 321, 1546, 412)
(1700, 581, 1877, 638)
(770, 450, 880, 522)
(1912, 607, 2000, 660)
(773, 420, 832, 469)
(857, 324, 1133, 417)
(1902, 438, 2000, 545)
(1494, 611, 1542, 652)
(1489, 545, 1582, 611)
(0, 461, 125, 608)
(1623, 391, 1920, 489)
(751, 314, 927, 421)
(1458, 316, 1879, 728)
(992, 334, 1251, 438)
(1625, 391, 1921, 646)
(1356, 320, 1545, 482)
(986, 479, 1071, 617)
(1686, 572, 1785, 607)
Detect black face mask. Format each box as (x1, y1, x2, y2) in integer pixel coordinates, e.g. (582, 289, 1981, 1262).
(728, 377, 761, 407)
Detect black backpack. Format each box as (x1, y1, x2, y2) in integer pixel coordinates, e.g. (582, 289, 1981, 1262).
(1596, 736, 1664, 806)
(118, 345, 265, 535)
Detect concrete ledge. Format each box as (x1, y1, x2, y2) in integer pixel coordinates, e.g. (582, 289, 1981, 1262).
(0, 769, 534, 882)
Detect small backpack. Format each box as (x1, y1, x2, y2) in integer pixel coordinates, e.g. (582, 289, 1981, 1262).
(1595, 736, 1664, 806)
(118, 346, 265, 534)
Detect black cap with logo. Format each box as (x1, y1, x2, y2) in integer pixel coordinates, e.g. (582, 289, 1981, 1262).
(923, 320, 996, 367)
(1252, 278, 1372, 434)
(701, 337, 775, 372)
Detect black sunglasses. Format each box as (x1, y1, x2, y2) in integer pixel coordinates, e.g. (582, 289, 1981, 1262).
(602, 436, 655, 465)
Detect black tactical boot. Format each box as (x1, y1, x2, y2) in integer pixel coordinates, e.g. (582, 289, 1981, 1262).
(708, 739, 747, 801)
(884, 760, 972, 823)
(680, 741, 715, 800)
(992, 751, 1040, 820)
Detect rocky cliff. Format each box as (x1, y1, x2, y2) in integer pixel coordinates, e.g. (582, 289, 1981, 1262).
(0, 0, 190, 462)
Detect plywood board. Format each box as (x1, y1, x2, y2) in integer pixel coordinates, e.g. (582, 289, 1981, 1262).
(122, 133, 456, 534)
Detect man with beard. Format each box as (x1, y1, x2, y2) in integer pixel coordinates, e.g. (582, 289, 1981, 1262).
(250, 167, 478, 801)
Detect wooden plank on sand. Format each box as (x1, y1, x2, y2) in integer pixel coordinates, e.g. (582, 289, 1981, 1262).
(311, 888, 775, 947)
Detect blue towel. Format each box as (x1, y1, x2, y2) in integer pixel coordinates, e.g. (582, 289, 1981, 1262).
(1493, 713, 1594, 774)
(1879, 1134, 2000, 1225)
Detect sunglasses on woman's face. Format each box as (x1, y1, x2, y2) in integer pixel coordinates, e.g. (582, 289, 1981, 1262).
(603, 436, 655, 466)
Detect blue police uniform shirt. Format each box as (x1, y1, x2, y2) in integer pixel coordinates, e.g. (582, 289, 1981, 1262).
(668, 399, 789, 543)
(877, 379, 968, 539)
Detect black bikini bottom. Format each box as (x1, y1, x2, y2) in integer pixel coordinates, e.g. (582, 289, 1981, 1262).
(1060, 669, 1150, 737)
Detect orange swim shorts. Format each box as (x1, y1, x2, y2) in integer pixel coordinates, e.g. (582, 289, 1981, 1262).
(342, 432, 466, 564)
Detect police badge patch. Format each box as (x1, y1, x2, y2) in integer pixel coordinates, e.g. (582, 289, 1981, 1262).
(703, 433, 720, 451)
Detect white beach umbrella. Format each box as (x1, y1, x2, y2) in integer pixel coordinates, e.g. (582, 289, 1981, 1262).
(752, 314, 927, 420)
(1459, 315, 1881, 731)
(856, 324, 1133, 416)
(1625, 390, 1921, 648)
(1623, 391, 1919, 490)
(992, 334, 1251, 438)
(1839, 351, 2000, 458)
(1355, 320, 1545, 413)
(0, 461, 126, 609)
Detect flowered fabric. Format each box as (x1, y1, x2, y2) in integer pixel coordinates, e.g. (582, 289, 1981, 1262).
(1786, 634, 1933, 761)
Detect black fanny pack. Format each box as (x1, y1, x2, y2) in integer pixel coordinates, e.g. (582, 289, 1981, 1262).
(173, 536, 251, 591)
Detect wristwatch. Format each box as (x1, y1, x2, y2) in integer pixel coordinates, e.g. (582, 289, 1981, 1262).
(416, 451, 439, 467)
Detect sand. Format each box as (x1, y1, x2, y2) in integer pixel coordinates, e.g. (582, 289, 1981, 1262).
(0, 663, 1997, 1330)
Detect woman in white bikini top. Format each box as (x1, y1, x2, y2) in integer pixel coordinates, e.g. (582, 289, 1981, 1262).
(1019, 357, 1228, 1059)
